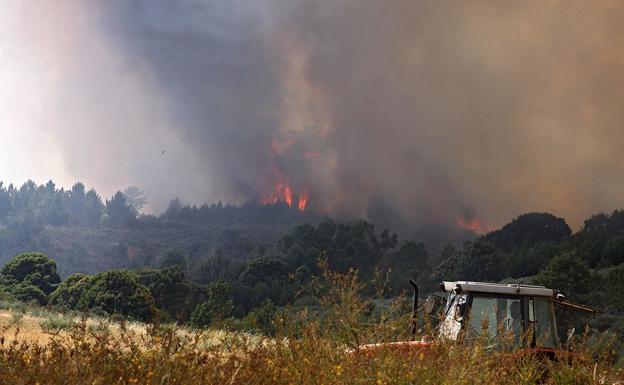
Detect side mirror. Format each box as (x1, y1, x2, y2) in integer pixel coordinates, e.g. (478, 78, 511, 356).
(424, 295, 438, 315)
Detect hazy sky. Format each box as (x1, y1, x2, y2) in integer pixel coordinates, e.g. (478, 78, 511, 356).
(2, 1, 624, 230)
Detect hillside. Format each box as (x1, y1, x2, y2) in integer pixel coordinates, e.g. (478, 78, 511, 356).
(2, 221, 298, 278)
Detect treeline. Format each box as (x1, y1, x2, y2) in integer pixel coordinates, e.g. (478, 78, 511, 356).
(0, 180, 317, 230)
(0, 180, 319, 273)
(0, 252, 226, 326)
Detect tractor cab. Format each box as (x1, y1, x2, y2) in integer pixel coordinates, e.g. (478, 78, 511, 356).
(351, 280, 598, 357)
(434, 281, 558, 348)
(418, 281, 599, 350)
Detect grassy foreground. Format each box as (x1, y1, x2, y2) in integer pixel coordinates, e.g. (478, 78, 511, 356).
(0, 315, 622, 385)
(0, 269, 622, 385)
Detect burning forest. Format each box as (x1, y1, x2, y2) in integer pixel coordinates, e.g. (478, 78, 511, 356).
(1, 2, 624, 381)
(4, 1, 624, 238)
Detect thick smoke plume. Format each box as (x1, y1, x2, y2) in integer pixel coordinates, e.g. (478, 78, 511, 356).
(4, 1, 624, 232)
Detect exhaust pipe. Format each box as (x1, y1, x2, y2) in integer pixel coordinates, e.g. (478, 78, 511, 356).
(409, 279, 418, 341)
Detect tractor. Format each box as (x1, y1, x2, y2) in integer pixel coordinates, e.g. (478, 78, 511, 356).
(356, 280, 599, 356)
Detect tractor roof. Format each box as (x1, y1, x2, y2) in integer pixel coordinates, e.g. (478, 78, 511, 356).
(441, 281, 554, 297)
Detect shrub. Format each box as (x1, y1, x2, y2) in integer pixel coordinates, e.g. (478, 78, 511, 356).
(0, 253, 61, 295)
(7, 283, 48, 305)
(40, 315, 74, 332)
(49, 273, 91, 308)
(77, 270, 156, 321)
(188, 281, 233, 329)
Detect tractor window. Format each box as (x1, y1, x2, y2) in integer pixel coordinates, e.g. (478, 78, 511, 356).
(467, 295, 522, 344)
(528, 298, 558, 348)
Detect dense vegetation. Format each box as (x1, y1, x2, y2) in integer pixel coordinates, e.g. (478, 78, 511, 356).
(0, 180, 319, 276)
(0, 268, 621, 385)
(0, 180, 622, 362)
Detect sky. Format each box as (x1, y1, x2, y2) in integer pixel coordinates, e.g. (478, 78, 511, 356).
(1, 0, 624, 232)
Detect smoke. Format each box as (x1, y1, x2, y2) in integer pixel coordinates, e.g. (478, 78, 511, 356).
(3, 1, 624, 230)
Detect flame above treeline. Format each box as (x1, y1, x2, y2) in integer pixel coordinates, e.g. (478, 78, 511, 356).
(261, 169, 308, 212)
(455, 215, 495, 235)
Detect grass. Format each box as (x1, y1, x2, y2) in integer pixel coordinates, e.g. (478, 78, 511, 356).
(39, 314, 75, 332)
(0, 315, 621, 385)
(0, 268, 621, 384)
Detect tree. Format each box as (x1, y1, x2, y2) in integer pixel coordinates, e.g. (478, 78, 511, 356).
(385, 241, 430, 294)
(105, 191, 137, 227)
(83, 189, 104, 225)
(434, 240, 505, 282)
(0, 182, 11, 222)
(188, 280, 233, 328)
(535, 253, 591, 302)
(238, 257, 288, 286)
(78, 270, 155, 320)
(123, 186, 148, 212)
(49, 273, 91, 308)
(601, 236, 624, 267)
(482, 213, 571, 253)
(136, 267, 192, 322)
(159, 250, 188, 270)
(0, 253, 61, 294)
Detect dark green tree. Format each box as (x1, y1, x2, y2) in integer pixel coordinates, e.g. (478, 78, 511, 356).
(136, 267, 192, 322)
(78, 270, 155, 320)
(0, 253, 61, 295)
(238, 256, 288, 286)
(49, 273, 91, 308)
(188, 280, 233, 328)
(385, 241, 430, 294)
(434, 241, 505, 282)
(105, 192, 137, 227)
(535, 253, 591, 302)
(159, 250, 188, 270)
(482, 213, 571, 253)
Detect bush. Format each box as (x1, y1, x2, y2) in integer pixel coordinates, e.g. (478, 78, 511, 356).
(49, 273, 91, 308)
(77, 270, 155, 321)
(244, 299, 278, 336)
(7, 283, 48, 305)
(188, 281, 233, 329)
(40, 315, 74, 332)
(0, 253, 61, 295)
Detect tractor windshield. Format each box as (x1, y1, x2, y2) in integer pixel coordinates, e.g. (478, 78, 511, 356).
(467, 294, 523, 345)
(527, 297, 558, 348)
(465, 293, 558, 348)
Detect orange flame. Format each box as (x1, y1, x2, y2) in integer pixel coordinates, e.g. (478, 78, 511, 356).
(283, 184, 293, 207)
(456, 216, 494, 235)
(261, 168, 309, 212)
(297, 194, 308, 212)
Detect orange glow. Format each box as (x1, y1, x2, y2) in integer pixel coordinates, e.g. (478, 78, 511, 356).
(261, 167, 310, 211)
(456, 216, 495, 235)
(283, 184, 293, 207)
(298, 194, 308, 212)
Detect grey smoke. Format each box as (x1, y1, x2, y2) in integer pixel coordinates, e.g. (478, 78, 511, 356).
(11, 1, 624, 230)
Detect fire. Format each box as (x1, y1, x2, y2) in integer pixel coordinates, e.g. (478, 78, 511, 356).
(456, 216, 495, 235)
(283, 184, 293, 207)
(297, 194, 308, 212)
(261, 168, 309, 212)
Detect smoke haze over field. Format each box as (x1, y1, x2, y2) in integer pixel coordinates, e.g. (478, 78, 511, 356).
(2, 1, 624, 231)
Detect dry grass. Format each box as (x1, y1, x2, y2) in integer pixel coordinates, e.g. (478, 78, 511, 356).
(0, 268, 621, 385)
(0, 313, 621, 385)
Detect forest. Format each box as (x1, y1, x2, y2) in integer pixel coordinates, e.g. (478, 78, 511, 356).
(0, 180, 622, 356)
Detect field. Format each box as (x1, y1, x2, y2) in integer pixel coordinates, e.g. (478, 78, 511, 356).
(0, 292, 621, 385)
